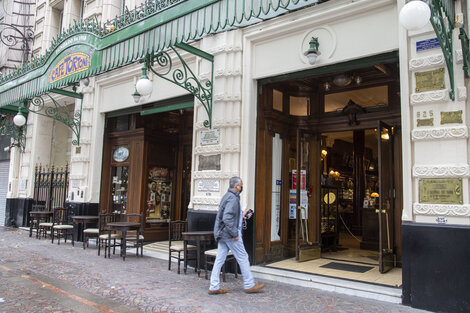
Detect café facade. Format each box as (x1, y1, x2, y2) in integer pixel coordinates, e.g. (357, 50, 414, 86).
(1, 0, 469, 311)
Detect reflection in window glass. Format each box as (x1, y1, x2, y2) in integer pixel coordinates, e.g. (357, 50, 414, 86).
(273, 89, 283, 112)
(325, 86, 388, 112)
(290, 96, 309, 116)
(111, 166, 128, 213)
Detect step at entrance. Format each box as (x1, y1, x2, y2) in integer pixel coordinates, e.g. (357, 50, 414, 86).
(250, 265, 402, 304)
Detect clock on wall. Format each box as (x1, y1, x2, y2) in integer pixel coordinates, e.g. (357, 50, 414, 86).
(113, 147, 129, 162)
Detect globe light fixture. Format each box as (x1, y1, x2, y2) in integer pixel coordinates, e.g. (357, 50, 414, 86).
(399, 0, 431, 31)
(135, 65, 153, 96)
(13, 109, 26, 127)
(304, 37, 321, 65)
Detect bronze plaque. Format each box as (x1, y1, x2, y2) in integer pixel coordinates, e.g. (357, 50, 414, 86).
(441, 110, 463, 124)
(419, 178, 463, 204)
(415, 68, 445, 92)
(417, 118, 434, 127)
(198, 154, 221, 171)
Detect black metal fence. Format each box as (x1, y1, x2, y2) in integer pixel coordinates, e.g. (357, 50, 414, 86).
(33, 164, 69, 210)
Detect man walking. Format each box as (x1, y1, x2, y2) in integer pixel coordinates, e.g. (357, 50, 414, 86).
(208, 176, 264, 295)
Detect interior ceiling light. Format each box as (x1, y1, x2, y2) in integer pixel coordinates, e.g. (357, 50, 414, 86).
(333, 74, 352, 87)
(324, 82, 331, 91)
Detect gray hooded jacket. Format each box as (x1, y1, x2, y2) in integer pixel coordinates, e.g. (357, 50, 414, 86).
(213, 188, 241, 240)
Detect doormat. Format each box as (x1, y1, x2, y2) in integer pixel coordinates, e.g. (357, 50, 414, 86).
(320, 262, 373, 273)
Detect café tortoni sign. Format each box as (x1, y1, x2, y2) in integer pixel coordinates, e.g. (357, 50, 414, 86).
(49, 51, 90, 84)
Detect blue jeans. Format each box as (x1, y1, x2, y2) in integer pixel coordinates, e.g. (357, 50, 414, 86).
(209, 237, 255, 290)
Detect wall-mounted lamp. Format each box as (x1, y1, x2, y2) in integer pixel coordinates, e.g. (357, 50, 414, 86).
(399, 0, 431, 30)
(135, 64, 153, 97)
(80, 77, 90, 87)
(13, 108, 26, 127)
(321, 148, 328, 158)
(132, 88, 141, 104)
(304, 37, 321, 65)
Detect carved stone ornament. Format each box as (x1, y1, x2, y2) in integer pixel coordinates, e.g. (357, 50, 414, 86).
(413, 203, 470, 216)
(413, 164, 469, 177)
(195, 119, 240, 130)
(410, 90, 448, 105)
(193, 171, 238, 179)
(409, 54, 445, 71)
(457, 86, 467, 101)
(192, 196, 221, 206)
(412, 125, 468, 141)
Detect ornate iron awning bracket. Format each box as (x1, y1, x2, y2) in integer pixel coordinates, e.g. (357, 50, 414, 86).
(26, 91, 83, 146)
(0, 110, 26, 152)
(142, 43, 214, 128)
(459, 27, 469, 78)
(428, 0, 455, 100)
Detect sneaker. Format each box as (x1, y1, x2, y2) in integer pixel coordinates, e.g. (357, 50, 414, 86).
(244, 284, 264, 293)
(208, 289, 228, 295)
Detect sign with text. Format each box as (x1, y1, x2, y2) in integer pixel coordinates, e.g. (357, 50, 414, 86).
(200, 129, 220, 145)
(416, 37, 440, 52)
(419, 178, 463, 204)
(415, 68, 445, 93)
(49, 52, 90, 83)
(197, 179, 220, 192)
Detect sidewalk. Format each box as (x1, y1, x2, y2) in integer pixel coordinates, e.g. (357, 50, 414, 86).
(0, 226, 430, 313)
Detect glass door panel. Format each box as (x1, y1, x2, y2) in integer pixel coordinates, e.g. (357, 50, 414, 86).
(111, 166, 128, 213)
(378, 121, 395, 273)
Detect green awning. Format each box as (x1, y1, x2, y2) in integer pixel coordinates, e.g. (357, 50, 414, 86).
(0, 0, 323, 107)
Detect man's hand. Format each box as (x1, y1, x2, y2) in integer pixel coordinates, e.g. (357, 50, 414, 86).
(243, 209, 253, 219)
(232, 236, 239, 241)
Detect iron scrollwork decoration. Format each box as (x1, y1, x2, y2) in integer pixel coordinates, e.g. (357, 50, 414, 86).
(459, 27, 469, 78)
(0, 23, 34, 64)
(427, 0, 455, 100)
(0, 113, 26, 152)
(27, 94, 82, 146)
(142, 44, 214, 128)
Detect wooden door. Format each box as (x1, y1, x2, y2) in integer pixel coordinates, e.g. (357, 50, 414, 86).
(378, 121, 395, 273)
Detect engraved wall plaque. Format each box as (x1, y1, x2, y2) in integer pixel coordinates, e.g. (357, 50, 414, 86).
(197, 179, 220, 192)
(417, 118, 434, 127)
(441, 110, 463, 124)
(200, 129, 220, 145)
(415, 68, 445, 92)
(419, 178, 463, 204)
(198, 154, 221, 171)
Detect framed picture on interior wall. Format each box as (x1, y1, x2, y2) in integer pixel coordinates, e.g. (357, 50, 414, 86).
(289, 158, 296, 172)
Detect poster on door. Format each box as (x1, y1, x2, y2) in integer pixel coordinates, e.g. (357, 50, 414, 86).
(289, 189, 308, 219)
(291, 170, 306, 190)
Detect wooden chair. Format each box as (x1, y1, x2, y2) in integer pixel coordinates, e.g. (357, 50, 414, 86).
(204, 249, 238, 281)
(51, 207, 74, 245)
(168, 220, 196, 274)
(122, 213, 144, 257)
(31, 204, 51, 239)
(97, 212, 121, 258)
(83, 223, 99, 250)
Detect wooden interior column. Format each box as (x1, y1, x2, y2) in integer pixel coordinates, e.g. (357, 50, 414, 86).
(352, 130, 365, 235)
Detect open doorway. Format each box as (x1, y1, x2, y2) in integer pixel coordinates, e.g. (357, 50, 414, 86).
(320, 129, 390, 268)
(254, 53, 403, 283)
